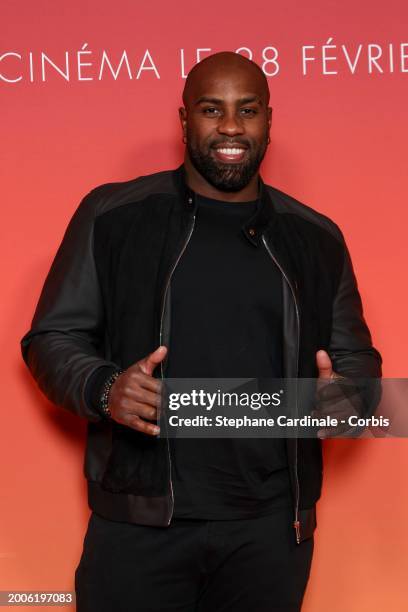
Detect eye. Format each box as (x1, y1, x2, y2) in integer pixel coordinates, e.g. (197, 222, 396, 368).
(202, 107, 221, 115)
(240, 108, 257, 116)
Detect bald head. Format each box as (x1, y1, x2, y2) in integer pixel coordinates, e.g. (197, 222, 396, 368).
(182, 52, 270, 107)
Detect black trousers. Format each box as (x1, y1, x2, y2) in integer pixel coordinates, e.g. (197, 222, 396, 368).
(75, 507, 314, 612)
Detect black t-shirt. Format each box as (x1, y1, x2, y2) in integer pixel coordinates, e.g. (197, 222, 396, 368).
(166, 194, 292, 519)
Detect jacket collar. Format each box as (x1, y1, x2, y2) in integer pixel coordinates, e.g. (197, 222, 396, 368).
(172, 164, 276, 246)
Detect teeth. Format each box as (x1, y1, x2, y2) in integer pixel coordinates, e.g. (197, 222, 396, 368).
(217, 148, 245, 155)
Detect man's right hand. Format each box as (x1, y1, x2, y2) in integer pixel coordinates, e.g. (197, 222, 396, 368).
(107, 346, 167, 436)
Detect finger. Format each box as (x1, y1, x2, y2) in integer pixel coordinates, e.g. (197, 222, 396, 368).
(139, 346, 168, 376)
(125, 386, 162, 410)
(316, 349, 333, 379)
(317, 383, 349, 403)
(316, 393, 364, 419)
(315, 407, 360, 428)
(312, 407, 352, 421)
(317, 382, 360, 405)
(315, 397, 354, 414)
(317, 424, 358, 439)
(121, 397, 158, 421)
(128, 370, 162, 394)
(125, 415, 160, 436)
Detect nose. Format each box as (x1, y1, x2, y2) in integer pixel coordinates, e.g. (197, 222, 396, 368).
(217, 111, 245, 137)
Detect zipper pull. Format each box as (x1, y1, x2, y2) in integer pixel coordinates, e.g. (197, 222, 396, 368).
(293, 520, 301, 544)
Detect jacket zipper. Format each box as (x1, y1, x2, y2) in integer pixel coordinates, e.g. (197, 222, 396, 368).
(159, 202, 197, 525)
(261, 234, 301, 544)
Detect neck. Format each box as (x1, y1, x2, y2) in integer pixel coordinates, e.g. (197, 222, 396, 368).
(183, 156, 259, 202)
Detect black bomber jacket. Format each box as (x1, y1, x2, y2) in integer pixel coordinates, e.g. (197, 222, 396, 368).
(20, 165, 382, 543)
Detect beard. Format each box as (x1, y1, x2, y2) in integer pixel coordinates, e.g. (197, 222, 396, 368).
(186, 137, 268, 192)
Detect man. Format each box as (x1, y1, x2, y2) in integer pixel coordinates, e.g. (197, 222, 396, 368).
(21, 52, 382, 611)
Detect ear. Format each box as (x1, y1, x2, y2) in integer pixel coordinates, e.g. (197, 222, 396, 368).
(267, 106, 273, 131)
(179, 106, 187, 143)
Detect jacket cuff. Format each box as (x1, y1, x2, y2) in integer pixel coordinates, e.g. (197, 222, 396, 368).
(85, 365, 121, 417)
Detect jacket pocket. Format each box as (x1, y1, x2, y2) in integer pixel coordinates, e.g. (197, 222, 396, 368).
(101, 423, 169, 496)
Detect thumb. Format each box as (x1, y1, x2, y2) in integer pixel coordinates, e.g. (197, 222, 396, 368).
(139, 345, 168, 376)
(316, 349, 333, 379)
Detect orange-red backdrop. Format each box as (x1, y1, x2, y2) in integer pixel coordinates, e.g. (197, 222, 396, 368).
(1, 0, 407, 610)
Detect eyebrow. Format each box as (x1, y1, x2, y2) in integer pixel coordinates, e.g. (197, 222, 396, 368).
(195, 95, 263, 106)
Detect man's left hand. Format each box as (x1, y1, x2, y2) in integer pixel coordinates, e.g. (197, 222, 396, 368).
(314, 350, 360, 439)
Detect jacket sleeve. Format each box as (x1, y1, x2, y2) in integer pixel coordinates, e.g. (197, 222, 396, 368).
(328, 235, 382, 378)
(20, 189, 121, 422)
(327, 233, 382, 420)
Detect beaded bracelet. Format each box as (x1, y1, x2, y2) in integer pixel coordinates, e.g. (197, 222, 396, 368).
(100, 369, 124, 418)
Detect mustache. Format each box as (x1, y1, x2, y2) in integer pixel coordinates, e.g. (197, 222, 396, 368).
(209, 138, 251, 148)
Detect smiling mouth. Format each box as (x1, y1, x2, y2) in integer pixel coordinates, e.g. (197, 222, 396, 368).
(212, 146, 247, 163)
